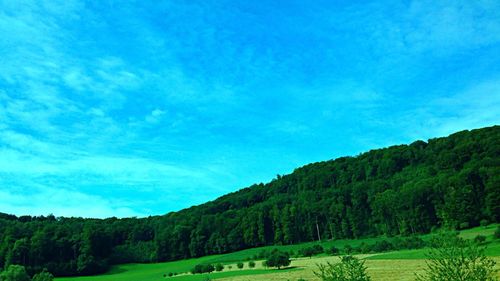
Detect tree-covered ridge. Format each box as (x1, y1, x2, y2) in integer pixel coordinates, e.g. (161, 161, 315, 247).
(1, 126, 499, 277)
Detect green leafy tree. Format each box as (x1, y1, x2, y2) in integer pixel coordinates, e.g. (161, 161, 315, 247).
(0, 265, 30, 281)
(215, 263, 224, 272)
(314, 256, 371, 281)
(415, 234, 498, 281)
(265, 250, 291, 269)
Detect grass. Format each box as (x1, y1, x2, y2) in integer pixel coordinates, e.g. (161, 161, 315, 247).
(56, 224, 500, 281)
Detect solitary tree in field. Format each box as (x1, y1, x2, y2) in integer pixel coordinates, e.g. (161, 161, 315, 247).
(0, 265, 30, 281)
(415, 233, 498, 281)
(314, 256, 371, 281)
(265, 250, 291, 269)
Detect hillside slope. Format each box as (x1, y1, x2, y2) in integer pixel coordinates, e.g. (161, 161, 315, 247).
(1, 126, 499, 276)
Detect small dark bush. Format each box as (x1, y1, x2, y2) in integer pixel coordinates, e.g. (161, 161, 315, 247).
(248, 261, 256, 268)
(237, 262, 244, 269)
(343, 244, 353, 254)
(474, 235, 487, 244)
(371, 240, 393, 252)
(191, 264, 214, 274)
(327, 246, 339, 255)
(494, 226, 500, 239)
(215, 263, 224, 272)
(300, 245, 324, 258)
(480, 219, 489, 227)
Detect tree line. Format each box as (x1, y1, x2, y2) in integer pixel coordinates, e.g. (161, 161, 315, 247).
(0, 126, 498, 277)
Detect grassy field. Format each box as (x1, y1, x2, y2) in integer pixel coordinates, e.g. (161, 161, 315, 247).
(56, 224, 500, 281)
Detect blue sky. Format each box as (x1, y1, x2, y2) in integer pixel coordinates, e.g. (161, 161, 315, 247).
(1, 0, 499, 218)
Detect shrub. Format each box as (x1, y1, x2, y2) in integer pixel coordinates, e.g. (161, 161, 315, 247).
(403, 236, 426, 249)
(327, 246, 340, 256)
(314, 256, 371, 281)
(300, 245, 324, 258)
(343, 244, 353, 254)
(494, 226, 500, 239)
(474, 235, 487, 245)
(237, 262, 244, 269)
(415, 234, 498, 281)
(266, 250, 291, 269)
(215, 263, 224, 272)
(167, 272, 173, 277)
(248, 261, 256, 268)
(357, 242, 371, 253)
(480, 219, 489, 227)
(371, 240, 393, 252)
(191, 264, 214, 274)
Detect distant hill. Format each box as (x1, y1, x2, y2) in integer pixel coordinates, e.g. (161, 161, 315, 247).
(1, 125, 499, 276)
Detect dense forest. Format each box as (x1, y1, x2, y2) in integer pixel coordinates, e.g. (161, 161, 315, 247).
(0, 126, 499, 277)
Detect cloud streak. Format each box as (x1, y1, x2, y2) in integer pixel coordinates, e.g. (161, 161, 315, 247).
(0, 0, 499, 217)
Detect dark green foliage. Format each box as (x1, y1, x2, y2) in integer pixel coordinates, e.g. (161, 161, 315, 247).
(0, 265, 30, 281)
(0, 126, 498, 277)
(314, 256, 371, 281)
(343, 245, 353, 254)
(265, 250, 291, 269)
(32, 270, 54, 281)
(495, 227, 500, 239)
(327, 246, 339, 256)
(248, 261, 255, 268)
(415, 234, 498, 281)
(215, 263, 224, 272)
(236, 262, 244, 269)
(191, 264, 214, 274)
(300, 245, 324, 258)
(474, 235, 487, 245)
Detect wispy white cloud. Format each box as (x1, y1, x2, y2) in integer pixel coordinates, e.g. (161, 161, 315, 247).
(0, 0, 499, 218)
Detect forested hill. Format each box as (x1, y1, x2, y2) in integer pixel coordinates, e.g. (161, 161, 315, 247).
(1, 126, 499, 277)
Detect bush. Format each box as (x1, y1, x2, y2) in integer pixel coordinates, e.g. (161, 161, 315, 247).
(248, 261, 256, 268)
(371, 240, 393, 252)
(343, 244, 353, 254)
(480, 219, 489, 227)
(474, 235, 487, 245)
(215, 263, 224, 272)
(236, 262, 244, 269)
(314, 256, 371, 281)
(265, 250, 291, 269)
(327, 246, 340, 256)
(415, 234, 498, 281)
(300, 245, 324, 258)
(494, 226, 500, 239)
(357, 242, 371, 253)
(191, 264, 214, 274)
